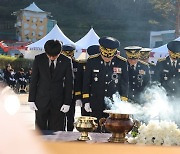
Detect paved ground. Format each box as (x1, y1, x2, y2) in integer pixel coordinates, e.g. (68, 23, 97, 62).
(17, 93, 81, 130)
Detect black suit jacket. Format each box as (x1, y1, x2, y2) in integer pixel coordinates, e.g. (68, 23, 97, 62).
(28, 53, 73, 109)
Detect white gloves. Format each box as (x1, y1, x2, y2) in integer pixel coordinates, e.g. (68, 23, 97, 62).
(84, 103, 92, 112)
(75, 99, 82, 107)
(29, 102, 70, 113)
(60, 104, 70, 113)
(29, 102, 38, 111)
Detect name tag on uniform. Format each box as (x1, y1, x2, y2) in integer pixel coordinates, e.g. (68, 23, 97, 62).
(93, 69, 99, 73)
(113, 67, 122, 74)
(139, 70, 145, 75)
(73, 68, 77, 72)
(163, 69, 169, 73)
(178, 69, 180, 72)
(149, 70, 154, 74)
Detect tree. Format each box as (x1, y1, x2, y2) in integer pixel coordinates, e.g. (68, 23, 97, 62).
(150, 0, 180, 37)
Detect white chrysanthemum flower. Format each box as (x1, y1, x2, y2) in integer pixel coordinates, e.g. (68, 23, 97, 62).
(154, 137, 163, 145)
(163, 136, 173, 146)
(128, 121, 180, 146)
(127, 137, 137, 144)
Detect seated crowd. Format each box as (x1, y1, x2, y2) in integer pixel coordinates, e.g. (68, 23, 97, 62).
(2, 64, 32, 93)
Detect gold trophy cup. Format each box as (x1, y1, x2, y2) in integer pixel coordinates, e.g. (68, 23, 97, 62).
(74, 116, 98, 141)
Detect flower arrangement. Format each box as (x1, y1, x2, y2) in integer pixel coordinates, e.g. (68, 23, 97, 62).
(128, 121, 180, 146)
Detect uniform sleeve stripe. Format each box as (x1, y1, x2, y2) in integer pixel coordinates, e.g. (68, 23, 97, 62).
(75, 92, 81, 96)
(83, 94, 89, 98)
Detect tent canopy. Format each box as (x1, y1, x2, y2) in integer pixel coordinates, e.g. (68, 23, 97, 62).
(25, 24, 75, 59)
(27, 24, 75, 50)
(75, 28, 100, 59)
(151, 37, 180, 63)
(75, 28, 100, 49)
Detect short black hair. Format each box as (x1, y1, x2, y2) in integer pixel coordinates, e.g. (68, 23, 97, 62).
(44, 40, 63, 56)
(20, 68, 24, 72)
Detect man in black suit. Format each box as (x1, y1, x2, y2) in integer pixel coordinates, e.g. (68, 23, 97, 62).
(28, 40, 73, 132)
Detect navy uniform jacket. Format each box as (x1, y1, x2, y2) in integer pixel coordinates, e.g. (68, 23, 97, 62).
(155, 56, 180, 98)
(128, 61, 150, 104)
(28, 53, 73, 109)
(72, 58, 84, 100)
(148, 62, 156, 82)
(83, 54, 128, 111)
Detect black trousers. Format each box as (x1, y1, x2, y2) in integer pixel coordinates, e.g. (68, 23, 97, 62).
(65, 99, 76, 131)
(19, 80, 27, 89)
(35, 104, 65, 132)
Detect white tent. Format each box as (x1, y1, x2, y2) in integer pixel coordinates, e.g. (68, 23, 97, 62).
(151, 44, 168, 63)
(76, 50, 89, 61)
(24, 24, 75, 59)
(151, 37, 180, 63)
(75, 28, 100, 59)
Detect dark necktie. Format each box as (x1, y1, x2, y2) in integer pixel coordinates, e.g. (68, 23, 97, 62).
(50, 60, 54, 78)
(172, 61, 176, 68)
(131, 65, 135, 70)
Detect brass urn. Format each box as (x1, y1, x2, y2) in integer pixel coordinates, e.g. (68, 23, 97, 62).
(74, 116, 98, 141)
(99, 110, 134, 143)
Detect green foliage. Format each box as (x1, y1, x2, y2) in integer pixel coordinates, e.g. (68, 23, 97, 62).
(150, 0, 176, 17)
(0, 55, 33, 71)
(131, 131, 138, 138)
(0, 55, 16, 69)
(0, 0, 176, 49)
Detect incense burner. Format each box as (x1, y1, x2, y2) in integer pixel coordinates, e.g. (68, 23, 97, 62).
(99, 110, 134, 143)
(74, 116, 98, 141)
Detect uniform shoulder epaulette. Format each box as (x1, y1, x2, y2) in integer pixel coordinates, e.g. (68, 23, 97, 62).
(139, 60, 149, 66)
(88, 53, 100, 59)
(77, 59, 87, 63)
(116, 55, 127, 62)
(61, 53, 71, 59)
(149, 62, 156, 66)
(158, 58, 166, 62)
(73, 58, 80, 63)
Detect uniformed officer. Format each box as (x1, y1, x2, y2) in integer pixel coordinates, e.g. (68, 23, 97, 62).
(155, 41, 180, 99)
(139, 48, 156, 82)
(80, 45, 100, 116)
(87, 45, 100, 57)
(83, 36, 129, 132)
(62, 44, 83, 131)
(124, 46, 150, 104)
